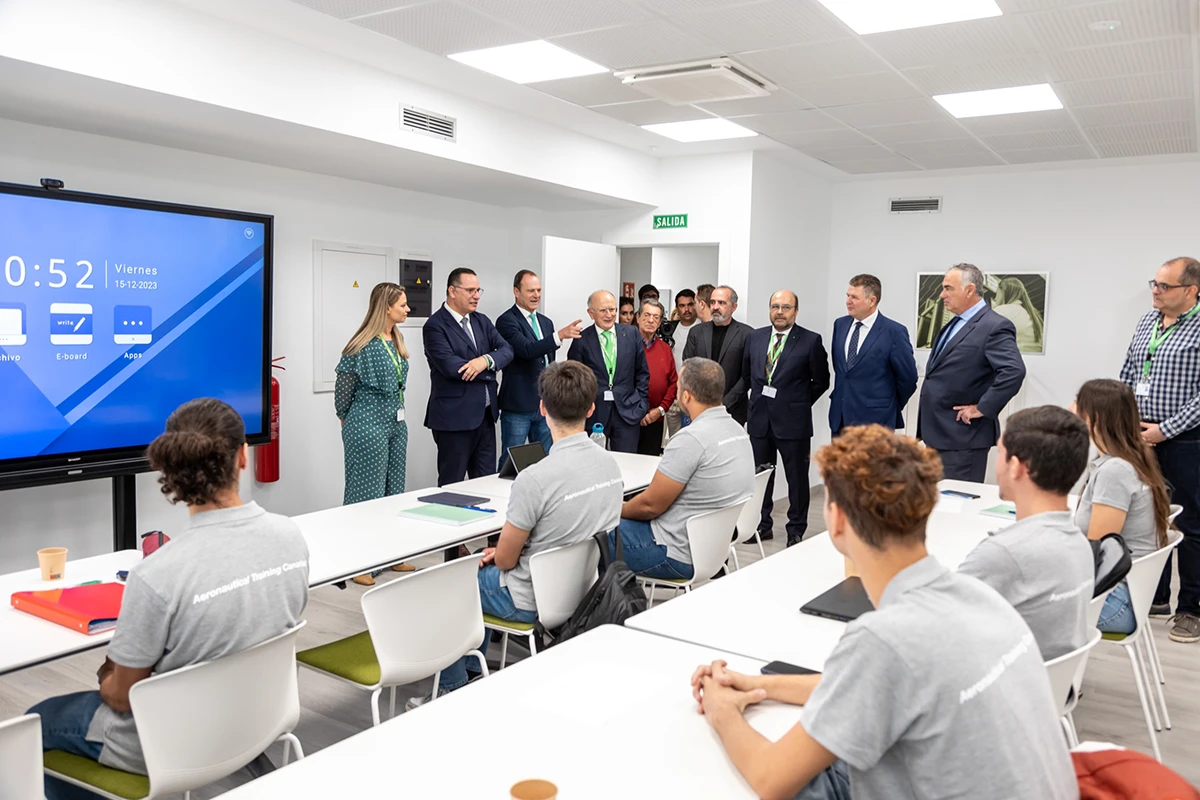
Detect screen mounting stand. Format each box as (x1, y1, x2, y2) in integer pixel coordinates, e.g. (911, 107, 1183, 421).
(112, 474, 138, 551)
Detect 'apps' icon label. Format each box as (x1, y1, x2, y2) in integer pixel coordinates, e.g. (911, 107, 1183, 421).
(114, 305, 152, 345)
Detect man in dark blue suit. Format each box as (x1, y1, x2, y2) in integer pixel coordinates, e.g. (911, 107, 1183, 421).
(829, 274, 918, 435)
(918, 264, 1026, 482)
(568, 289, 649, 453)
(495, 269, 582, 469)
(423, 267, 514, 487)
(744, 290, 830, 546)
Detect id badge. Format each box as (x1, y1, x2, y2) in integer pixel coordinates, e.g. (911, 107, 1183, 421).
(604, 390, 615, 402)
(396, 408, 406, 421)
(1135, 380, 1151, 397)
(763, 385, 778, 399)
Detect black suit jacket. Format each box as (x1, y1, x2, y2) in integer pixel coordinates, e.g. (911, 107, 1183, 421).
(744, 325, 830, 441)
(422, 305, 513, 431)
(567, 323, 649, 426)
(917, 304, 1026, 450)
(496, 304, 559, 414)
(682, 319, 753, 424)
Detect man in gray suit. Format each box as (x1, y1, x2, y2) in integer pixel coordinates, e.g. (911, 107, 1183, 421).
(918, 264, 1027, 482)
(682, 285, 752, 425)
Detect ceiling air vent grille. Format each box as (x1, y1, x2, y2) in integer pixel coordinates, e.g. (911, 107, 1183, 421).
(889, 196, 941, 214)
(401, 105, 456, 142)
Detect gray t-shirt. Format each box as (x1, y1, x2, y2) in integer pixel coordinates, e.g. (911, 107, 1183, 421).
(801, 557, 1078, 800)
(500, 432, 623, 611)
(958, 510, 1094, 660)
(1075, 454, 1160, 557)
(87, 502, 309, 773)
(651, 406, 755, 563)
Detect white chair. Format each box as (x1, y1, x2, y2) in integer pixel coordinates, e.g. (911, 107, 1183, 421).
(485, 536, 602, 669)
(0, 713, 43, 800)
(1098, 533, 1182, 761)
(1046, 629, 1102, 747)
(45, 624, 307, 800)
(641, 500, 748, 607)
(730, 468, 774, 568)
(297, 555, 488, 726)
(1141, 504, 1186, 695)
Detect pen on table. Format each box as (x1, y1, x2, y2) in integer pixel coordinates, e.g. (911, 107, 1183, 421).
(463, 505, 497, 513)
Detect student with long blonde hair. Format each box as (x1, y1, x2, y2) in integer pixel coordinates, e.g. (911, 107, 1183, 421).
(336, 282, 413, 584)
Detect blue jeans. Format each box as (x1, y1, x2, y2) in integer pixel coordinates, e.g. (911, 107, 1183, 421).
(608, 519, 694, 580)
(28, 690, 106, 800)
(794, 760, 851, 800)
(1098, 580, 1137, 635)
(440, 564, 537, 691)
(498, 411, 552, 471)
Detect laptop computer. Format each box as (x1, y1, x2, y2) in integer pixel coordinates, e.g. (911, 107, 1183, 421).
(799, 577, 875, 623)
(497, 442, 548, 479)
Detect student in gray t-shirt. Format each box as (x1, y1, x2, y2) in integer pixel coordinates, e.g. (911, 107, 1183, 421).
(959, 406, 1094, 660)
(29, 399, 309, 794)
(691, 426, 1077, 800)
(616, 357, 755, 580)
(432, 361, 623, 699)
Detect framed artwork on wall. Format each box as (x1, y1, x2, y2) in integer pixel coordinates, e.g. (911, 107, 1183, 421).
(916, 271, 1048, 355)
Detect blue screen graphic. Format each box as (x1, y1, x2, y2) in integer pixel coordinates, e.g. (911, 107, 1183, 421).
(0, 190, 267, 463)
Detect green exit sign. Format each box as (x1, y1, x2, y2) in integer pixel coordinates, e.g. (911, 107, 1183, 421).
(653, 214, 688, 230)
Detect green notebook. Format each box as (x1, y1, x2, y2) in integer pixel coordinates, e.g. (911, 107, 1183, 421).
(980, 503, 1017, 521)
(397, 504, 495, 526)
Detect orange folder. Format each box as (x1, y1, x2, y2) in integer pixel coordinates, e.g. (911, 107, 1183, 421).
(11, 582, 125, 635)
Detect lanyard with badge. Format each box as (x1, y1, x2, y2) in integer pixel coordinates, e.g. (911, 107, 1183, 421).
(1138, 302, 1200, 396)
(763, 333, 787, 399)
(380, 336, 406, 421)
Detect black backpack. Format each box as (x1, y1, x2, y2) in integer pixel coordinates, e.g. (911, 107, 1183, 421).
(1091, 532, 1133, 597)
(543, 530, 648, 646)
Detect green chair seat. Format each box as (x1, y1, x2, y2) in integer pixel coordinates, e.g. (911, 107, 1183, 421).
(44, 750, 150, 800)
(648, 577, 689, 585)
(483, 614, 536, 631)
(1101, 631, 1129, 642)
(297, 630, 380, 686)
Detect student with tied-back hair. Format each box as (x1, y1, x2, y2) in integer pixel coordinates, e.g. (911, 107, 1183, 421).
(28, 399, 309, 800)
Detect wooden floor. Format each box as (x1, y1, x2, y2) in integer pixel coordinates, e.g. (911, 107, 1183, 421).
(2, 490, 1196, 796)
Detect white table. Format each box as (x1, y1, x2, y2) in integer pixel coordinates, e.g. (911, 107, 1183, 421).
(220, 625, 802, 800)
(0, 550, 141, 675)
(452, 451, 662, 500)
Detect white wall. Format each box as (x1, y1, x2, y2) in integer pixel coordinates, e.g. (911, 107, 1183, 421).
(828, 162, 1200, 412)
(0, 118, 610, 573)
(651, 246, 719, 307)
(620, 248, 652, 299)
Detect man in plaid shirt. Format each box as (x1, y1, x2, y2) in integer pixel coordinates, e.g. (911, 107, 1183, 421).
(1120, 256, 1200, 643)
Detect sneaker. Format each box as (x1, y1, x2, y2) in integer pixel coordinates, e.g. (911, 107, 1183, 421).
(405, 687, 450, 711)
(1168, 613, 1200, 643)
(352, 574, 375, 586)
(1149, 603, 1172, 618)
(391, 563, 417, 572)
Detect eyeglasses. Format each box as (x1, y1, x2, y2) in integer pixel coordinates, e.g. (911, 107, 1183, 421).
(770, 304, 795, 312)
(453, 285, 484, 296)
(1149, 280, 1193, 293)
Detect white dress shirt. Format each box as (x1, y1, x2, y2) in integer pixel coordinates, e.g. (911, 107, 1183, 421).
(672, 320, 696, 372)
(844, 310, 879, 360)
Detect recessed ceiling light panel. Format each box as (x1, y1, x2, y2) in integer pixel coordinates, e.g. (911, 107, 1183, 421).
(1088, 19, 1122, 31)
(641, 119, 758, 143)
(933, 83, 1063, 118)
(448, 41, 608, 84)
(816, 0, 1003, 35)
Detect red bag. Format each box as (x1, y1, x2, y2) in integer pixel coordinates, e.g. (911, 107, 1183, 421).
(140, 530, 170, 557)
(1074, 748, 1199, 799)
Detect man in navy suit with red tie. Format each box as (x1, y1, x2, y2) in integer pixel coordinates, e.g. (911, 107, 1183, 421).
(423, 267, 513, 487)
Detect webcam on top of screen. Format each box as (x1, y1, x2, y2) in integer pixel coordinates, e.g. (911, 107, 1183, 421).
(39, 178, 65, 191)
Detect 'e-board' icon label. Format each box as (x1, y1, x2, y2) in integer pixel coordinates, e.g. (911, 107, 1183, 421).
(50, 303, 93, 345)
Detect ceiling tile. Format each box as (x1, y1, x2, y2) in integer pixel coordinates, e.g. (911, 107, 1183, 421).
(738, 39, 891, 85)
(591, 99, 712, 125)
(1085, 119, 1197, 144)
(549, 21, 717, 69)
(858, 119, 969, 143)
(790, 72, 925, 107)
(957, 108, 1085, 135)
(773, 127, 873, 148)
(1071, 97, 1195, 127)
(1096, 139, 1197, 158)
(995, 0, 1083, 11)
(353, 1, 529, 54)
(457, 0, 650, 38)
(696, 91, 812, 116)
(913, 152, 1005, 169)
(825, 97, 949, 127)
(734, 109, 844, 135)
(1055, 71, 1193, 106)
(891, 138, 997, 160)
(1044, 38, 1192, 83)
(622, 0, 762, 14)
(1021, 0, 1192, 52)
(862, 15, 1036, 70)
(827, 156, 922, 174)
(981, 129, 1085, 149)
(669, 0, 850, 53)
(291, 0, 431, 19)
(998, 145, 1095, 164)
(800, 143, 900, 161)
(533, 73, 648, 107)
(903, 55, 1050, 95)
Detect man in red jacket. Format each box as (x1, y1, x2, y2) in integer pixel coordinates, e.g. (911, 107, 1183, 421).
(635, 299, 678, 456)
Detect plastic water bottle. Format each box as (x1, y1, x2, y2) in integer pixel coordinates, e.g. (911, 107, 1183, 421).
(590, 423, 606, 450)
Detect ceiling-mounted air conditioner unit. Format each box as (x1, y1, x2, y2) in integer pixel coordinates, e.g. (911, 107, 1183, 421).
(613, 58, 777, 106)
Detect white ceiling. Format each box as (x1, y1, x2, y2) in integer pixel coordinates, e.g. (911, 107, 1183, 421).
(291, 0, 1200, 174)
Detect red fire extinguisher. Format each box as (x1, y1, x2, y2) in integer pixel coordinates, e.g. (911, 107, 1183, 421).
(255, 356, 286, 483)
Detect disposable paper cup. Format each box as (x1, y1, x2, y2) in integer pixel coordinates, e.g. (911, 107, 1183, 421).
(38, 547, 67, 581)
(510, 779, 557, 800)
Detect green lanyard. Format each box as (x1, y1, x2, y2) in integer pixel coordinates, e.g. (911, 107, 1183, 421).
(380, 336, 405, 403)
(1143, 303, 1200, 377)
(766, 332, 786, 385)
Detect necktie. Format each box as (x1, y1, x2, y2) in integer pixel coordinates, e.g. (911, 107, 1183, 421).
(530, 312, 548, 367)
(601, 329, 617, 387)
(766, 332, 785, 381)
(461, 315, 478, 353)
(931, 317, 960, 362)
(846, 321, 863, 368)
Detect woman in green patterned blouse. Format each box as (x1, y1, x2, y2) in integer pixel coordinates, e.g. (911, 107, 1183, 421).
(335, 282, 414, 585)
